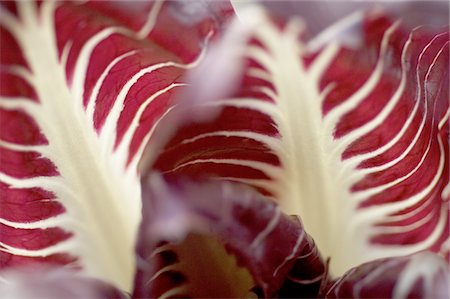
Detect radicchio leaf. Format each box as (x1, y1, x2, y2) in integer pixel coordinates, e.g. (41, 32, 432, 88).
(152, 5, 449, 277)
(134, 174, 327, 298)
(323, 251, 449, 299)
(0, 0, 232, 292)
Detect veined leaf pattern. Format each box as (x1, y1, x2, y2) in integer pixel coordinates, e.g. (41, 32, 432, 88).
(0, 1, 448, 298)
(153, 7, 449, 276)
(0, 0, 231, 291)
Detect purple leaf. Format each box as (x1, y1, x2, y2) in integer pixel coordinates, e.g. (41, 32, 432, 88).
(134, 173, 327, 298)
(324, 251, 449, 299)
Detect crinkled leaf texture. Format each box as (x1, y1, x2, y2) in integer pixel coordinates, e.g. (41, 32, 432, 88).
(153, 6, 449, 280)
(0, 0, 232, 292)
(135, 174, 326, 298)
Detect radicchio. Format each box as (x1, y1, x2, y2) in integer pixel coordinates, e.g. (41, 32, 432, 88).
(0, 0, 232, 292)
(153, 5, 449, 278)
(1, 1, 448, 298)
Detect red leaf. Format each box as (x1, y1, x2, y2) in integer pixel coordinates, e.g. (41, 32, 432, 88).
(0, 0, 233, 292)
(152, 6, 449, 276)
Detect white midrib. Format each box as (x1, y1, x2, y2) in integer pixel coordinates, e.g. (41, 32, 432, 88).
(277, 53, 350, 274)
(275, 45, 335, 229)
(16, 5, 139, 292)
(252, 20, 354, 277)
